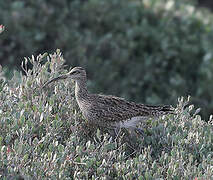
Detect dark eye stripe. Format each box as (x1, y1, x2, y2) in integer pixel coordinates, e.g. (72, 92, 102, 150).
(71, 71, 79, 75)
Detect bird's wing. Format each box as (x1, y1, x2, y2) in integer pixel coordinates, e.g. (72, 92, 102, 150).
(90, 94, 174, 123)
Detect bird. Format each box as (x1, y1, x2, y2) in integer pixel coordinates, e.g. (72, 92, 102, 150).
(42, 67, 175, 134)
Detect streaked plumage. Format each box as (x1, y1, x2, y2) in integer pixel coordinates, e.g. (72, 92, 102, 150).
(43, 67, 174, 130)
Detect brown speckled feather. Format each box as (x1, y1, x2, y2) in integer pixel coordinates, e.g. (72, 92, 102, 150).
(43, 67, 175, 128)
(78, 93, 174, 126)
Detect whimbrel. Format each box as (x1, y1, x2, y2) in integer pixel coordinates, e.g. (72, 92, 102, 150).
(43, 67, 174, 133)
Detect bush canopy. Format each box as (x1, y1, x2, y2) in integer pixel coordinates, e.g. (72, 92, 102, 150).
(0, 51, 213, 179)
(1, 0, 213, 119)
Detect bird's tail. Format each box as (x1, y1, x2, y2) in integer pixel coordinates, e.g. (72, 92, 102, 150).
(160, 105, 176, 115)
(142, 104, 175, 116)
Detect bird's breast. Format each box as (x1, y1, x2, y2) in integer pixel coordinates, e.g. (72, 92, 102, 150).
(76, 98, 93, 119)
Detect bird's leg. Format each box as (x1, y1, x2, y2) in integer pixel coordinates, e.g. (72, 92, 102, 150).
(134, 127, 145, 136)
(127, 126, 145, 137)
(107, 127, 122, 142)
(114, 127, 121, 136)
(113, 127, 122, 141)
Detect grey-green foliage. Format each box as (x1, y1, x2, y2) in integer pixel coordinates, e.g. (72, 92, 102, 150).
(1, 0, 213, 119)
(0, 51, 213, 179)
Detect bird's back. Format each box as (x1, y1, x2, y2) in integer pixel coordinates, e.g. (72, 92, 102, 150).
(78, 93, 174, 126)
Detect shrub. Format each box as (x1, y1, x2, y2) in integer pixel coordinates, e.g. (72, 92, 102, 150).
(1, 0, 213, 119)
(0, 51, 212, 179)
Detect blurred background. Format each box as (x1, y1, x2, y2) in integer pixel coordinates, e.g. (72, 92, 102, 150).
(0, 0, 213, 120)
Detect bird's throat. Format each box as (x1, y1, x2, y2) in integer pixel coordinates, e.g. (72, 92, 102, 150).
(75, 80, 89, 102)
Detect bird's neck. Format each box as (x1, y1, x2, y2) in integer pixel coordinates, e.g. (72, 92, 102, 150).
(75, 79, 89, 101)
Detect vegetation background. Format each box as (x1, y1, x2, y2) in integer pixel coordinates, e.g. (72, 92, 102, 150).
(0, 0, 213, 179)
(1, 0, 213, 119)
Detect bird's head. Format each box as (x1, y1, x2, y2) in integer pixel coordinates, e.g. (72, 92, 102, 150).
(42, 67, 86, 88)
(67, 67, 86, 81)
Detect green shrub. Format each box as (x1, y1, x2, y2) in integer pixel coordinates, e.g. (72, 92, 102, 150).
(0, 51, 212, 179)
(1, 0, 213, 119)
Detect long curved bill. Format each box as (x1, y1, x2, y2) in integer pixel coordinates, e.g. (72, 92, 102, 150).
(42, 73, 69, 89)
